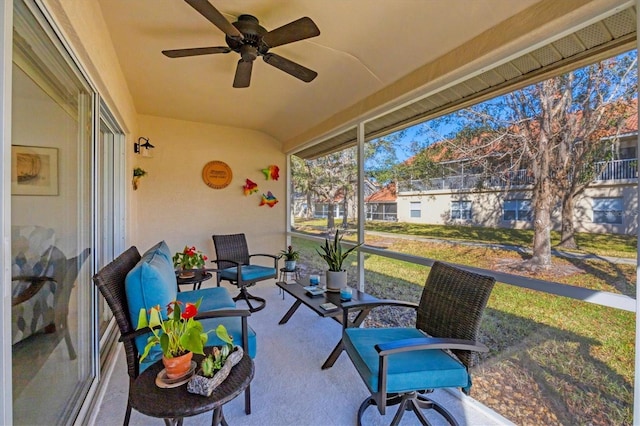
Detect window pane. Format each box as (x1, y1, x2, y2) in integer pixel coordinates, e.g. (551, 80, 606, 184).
(291, 131, 359, 234)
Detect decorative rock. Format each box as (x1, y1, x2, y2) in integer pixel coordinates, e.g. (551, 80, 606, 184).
(187, 346, 243, 397)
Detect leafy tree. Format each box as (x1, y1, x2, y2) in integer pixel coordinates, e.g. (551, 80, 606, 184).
(551, 53, 637, 248)
(290, 155, 315, 219)
(442, 50, 636, 269)
(292, 148, 358, 230)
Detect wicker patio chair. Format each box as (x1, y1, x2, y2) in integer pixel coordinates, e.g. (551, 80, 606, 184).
(342, 261, 496, 425)
(93, 246, 252, 425)
(212, 233, 278, 312)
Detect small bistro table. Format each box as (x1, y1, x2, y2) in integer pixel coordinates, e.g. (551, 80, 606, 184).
(275, 267, 301, 299)
(176, 270, 213, 291)
(129, 349, 254, 425)
(276, 277, 379, 369)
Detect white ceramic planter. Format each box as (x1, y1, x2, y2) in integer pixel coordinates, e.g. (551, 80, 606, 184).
(326, 270, 347, 292)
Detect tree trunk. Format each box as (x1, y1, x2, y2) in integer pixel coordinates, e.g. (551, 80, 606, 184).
(327, 203, 335, 229)
(529, 180, 553, 270)
(305, 192, 313, 219)
(528, 121, 553, 270)
(557, 193, 578, 249)
(342, 198, 348, 228)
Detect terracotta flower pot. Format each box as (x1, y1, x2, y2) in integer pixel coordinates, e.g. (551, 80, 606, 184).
(162, 351, 193, 379)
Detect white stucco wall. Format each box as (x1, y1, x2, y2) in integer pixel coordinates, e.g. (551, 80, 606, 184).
(397, 182, 638, 235)
(134, 114, 286, 259)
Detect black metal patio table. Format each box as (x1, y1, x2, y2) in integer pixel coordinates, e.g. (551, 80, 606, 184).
(129, 349, 254, 426)
(276, 277, 378, 369)
(176, 270, 213, 291)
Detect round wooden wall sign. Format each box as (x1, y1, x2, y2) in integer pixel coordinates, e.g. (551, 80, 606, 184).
(202, 161, 232, 189)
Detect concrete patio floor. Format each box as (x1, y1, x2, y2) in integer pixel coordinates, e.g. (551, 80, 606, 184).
(93, 282, 514, 425)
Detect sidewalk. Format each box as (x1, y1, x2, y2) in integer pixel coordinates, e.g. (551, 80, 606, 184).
(365, 231, 637, 265)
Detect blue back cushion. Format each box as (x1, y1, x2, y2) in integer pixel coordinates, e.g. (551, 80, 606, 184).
(145, 240, 172, 262)
(125, 242, 177, 371)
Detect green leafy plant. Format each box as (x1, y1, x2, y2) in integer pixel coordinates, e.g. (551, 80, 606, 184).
(132, 168, 147, 190)
(136, 299, 208, 361)
(279, 245, 300, 261)
(133, 167, 147, 177)
(173, 246, 208, 270)
(201, 324, 234, 377)
(316, 229, 362, 272)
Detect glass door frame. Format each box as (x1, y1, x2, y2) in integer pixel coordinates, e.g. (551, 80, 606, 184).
(0, 0, 14, 424)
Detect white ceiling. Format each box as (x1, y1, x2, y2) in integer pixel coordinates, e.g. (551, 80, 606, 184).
(96, 0, 544, 143)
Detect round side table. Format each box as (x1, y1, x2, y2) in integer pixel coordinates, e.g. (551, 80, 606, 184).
(176, 270, 213, 291)
(129, 350, 254, 425)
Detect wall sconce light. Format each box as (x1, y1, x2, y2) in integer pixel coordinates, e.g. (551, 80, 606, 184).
(134, 137, 155, 157)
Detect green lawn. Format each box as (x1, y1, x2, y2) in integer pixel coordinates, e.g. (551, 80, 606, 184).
(290, 230, 635, 425)
(364, 221, 637, 258)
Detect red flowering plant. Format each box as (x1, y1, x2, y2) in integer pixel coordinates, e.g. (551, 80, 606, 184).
(173, 246, 208, 271)
(137, 298, 209, 361)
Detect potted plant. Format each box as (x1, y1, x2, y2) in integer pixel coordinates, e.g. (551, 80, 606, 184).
(136, 299, 208, 379)
(279, 245, 300, 271)
(132, 167, 147, 190)
(187, 324, 244, 397)
(316, 229, 362, 291)
(173, 246, 208, 278)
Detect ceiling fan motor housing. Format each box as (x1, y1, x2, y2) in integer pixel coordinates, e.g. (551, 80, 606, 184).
(227, 14, 269, 56)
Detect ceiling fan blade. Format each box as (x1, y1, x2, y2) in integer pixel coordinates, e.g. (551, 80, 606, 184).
(233, 59, 253, 88)
(162, 46, 231, 58)
(263, 53, 317, 83)
(184, 0, 243, 40)
(262, 17, 320, 48)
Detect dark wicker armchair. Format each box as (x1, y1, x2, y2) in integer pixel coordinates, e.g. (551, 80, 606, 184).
(342, 261, 495, 425)
(93, 246, 252, 425)
(212, 233, 278, 312)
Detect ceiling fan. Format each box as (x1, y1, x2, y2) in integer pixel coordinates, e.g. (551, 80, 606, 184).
(162, 0, 321, 88)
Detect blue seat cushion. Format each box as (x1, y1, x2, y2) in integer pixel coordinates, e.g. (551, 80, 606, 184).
(177, 286, 236, 311)
(220, 265, 276, 283)
(343, 327, 470, 394)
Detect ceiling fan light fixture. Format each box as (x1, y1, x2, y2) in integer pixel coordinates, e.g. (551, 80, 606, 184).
(239, 44, 258, 62)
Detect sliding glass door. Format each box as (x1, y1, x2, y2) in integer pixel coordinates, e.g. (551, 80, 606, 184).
(11, 0, 93, 423)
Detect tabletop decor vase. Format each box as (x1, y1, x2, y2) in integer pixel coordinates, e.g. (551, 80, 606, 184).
(162, 351, 193, 379)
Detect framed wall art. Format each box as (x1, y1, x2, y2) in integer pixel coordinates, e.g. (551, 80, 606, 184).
(11, 145, 59, 196)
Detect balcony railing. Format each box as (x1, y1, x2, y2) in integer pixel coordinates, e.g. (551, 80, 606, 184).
(398, 169, 534, 192)
(594, 158, 638, 181)
(398, 159, 638, 193)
